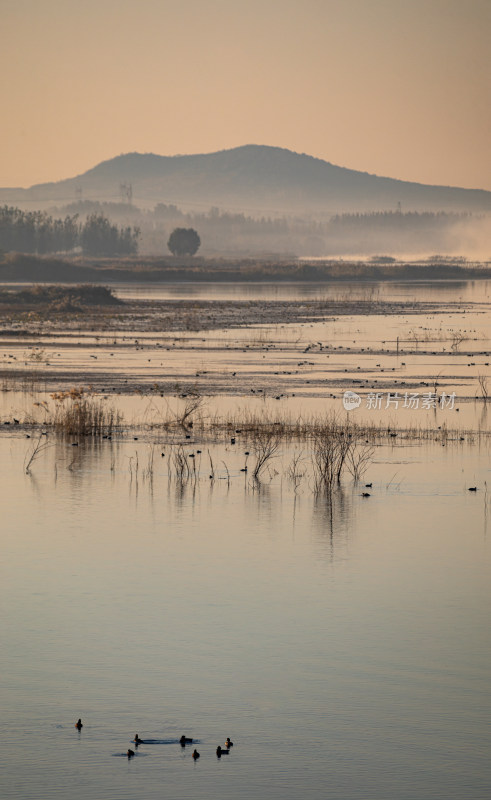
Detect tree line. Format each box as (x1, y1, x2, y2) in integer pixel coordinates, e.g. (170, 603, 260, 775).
(329, 210, 471, 230)
(0, 206, 140, 256)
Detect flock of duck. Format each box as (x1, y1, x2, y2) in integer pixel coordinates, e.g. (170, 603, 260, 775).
(75, 720, 234, 760)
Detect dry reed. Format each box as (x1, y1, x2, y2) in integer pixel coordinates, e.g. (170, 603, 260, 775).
(49, 387, 122, 436)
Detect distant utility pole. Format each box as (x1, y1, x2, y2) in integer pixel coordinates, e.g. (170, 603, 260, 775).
(119, 183, 133, 204)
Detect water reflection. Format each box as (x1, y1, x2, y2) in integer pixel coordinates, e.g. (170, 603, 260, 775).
(311, 486, 354, 561)
(2, 432, 491, 800)
(113, 279, 491, 303)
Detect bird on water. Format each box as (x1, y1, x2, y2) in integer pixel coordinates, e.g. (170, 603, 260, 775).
(75, 719, 83, 730)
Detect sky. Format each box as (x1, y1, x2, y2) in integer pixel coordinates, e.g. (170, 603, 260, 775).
(1, 0, 490, 190)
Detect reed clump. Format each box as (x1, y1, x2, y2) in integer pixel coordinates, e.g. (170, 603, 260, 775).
(49, 387, 122, 436)
(197, 408, 490, 445)
(251, 430, 281, 480)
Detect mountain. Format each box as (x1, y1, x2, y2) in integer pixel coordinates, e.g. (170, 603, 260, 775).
(1, 145, 490, 216)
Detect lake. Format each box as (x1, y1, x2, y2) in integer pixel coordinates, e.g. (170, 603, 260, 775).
(111, 278, 491, 303)
(2, 431, 490, 800)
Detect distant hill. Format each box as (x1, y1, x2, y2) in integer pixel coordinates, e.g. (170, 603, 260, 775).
(1, 145, 490, 216)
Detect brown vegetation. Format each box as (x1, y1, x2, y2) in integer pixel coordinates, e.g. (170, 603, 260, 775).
(0, 252, 489, 284)
(0, 284, 122, 311)
(48, 387, 122, 435)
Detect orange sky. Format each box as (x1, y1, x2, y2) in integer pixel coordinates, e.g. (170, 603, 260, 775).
(1, 0, 490, 190)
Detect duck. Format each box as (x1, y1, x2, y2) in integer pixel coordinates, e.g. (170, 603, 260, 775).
(361, 492, 371, 497)
(127, 749, 135, 758)
(134, 734, 143, 744)
(192, 749, 200, 760)
(468, 487, 478, 492)
(75, 719, 83, 730)
(216, 746, 229, 756)
(225, 738, 234, 748)
(180, 735, 193, 745)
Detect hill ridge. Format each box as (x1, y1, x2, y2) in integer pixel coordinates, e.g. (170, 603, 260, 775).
(1, 145, 490, 215)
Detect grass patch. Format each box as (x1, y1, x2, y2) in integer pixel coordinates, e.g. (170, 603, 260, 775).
(48, 387, 122, 436)
(0, 284, 123, 312)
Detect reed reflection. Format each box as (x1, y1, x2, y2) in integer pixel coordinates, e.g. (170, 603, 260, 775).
(311, 486, 353, 562)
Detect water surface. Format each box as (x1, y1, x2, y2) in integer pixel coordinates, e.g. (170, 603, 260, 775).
(2, 434, 490, 799)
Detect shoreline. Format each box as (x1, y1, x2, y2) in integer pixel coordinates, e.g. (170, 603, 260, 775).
(1, 253, 490, 284)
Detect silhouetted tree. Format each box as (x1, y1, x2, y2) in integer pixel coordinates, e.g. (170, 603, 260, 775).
(167, 227, 201, 256)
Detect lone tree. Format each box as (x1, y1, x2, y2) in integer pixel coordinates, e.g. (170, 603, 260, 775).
(167, 227, 201, 256)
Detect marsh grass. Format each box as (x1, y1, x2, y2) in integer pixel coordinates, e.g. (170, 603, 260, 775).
(171, 445, 192, 481)
(49, 387, 122, 436)
(286, 451, 306, 491)
(311, 421, 359, 492)
(20, 386, 491, 448)
(24, 434, 51, 474)
(251, 430, 281, 481)
(195, 408, 489, 446)
(478, 375, 489, 403)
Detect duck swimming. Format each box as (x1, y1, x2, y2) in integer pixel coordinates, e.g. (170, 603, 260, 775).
(192, 749, 200, 760)
(216, 746, 229, 757)
(75, 719, 83, 730)
(127, 749, 135, 758)
(134, 734, 143, 745)
(225, 738, 234, 748)
(180, 735, 193, 745)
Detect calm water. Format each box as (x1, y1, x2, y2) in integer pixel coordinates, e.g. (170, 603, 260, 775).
(2, 433, 491, 800)
(111, 279, 491, 303)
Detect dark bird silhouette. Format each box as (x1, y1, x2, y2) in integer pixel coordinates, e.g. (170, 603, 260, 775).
(468, 487, 478, 491)
(216, 746, 229, 757)
(75, 719, 83, 730)
(192, 749, 200, 760)
(127, 749, 135, 758)
(225, 737, 234, 748)
(134, 734, 143, 744)
(362, 492, 371, 497)
(365, 483, 372, 488)
(180, 735, 193, 746)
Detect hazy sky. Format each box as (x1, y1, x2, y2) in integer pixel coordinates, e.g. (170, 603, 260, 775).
(1, 0, 490, 189)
